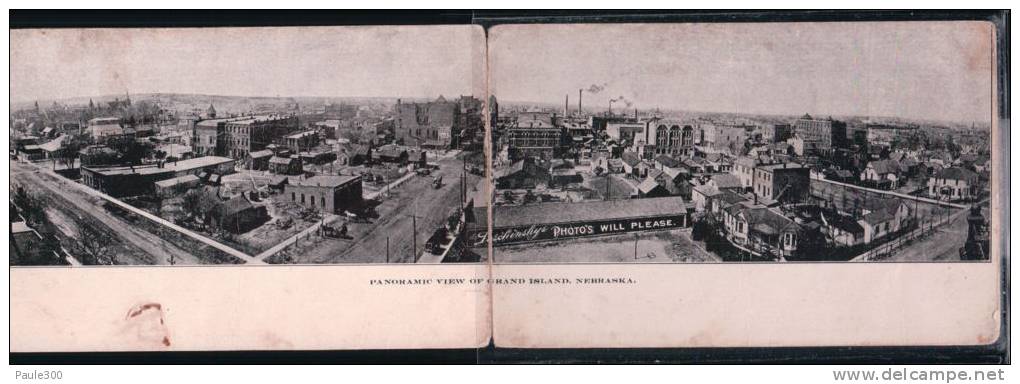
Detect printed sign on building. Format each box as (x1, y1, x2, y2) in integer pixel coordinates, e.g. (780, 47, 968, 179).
(466, 214, 687, 248)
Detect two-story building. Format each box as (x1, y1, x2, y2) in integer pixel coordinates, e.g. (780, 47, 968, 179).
(927, 167, 981, 201)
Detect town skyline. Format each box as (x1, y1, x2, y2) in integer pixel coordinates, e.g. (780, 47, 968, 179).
(11, 92, 487, 111)
(15, 90, 991, 129)
(489, 22, 995, 125)
(493, 98, 993, 128)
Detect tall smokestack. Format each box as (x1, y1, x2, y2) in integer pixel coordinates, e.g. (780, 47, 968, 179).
(578, 89, 583, 116)
(565, 94, 569, 117)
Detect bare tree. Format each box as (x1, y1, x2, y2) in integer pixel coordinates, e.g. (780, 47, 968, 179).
(59, 136, 81, 170)
(181, 189, 219, 226)
(71, 225, 115, 265)
(12, 186, 46, 227)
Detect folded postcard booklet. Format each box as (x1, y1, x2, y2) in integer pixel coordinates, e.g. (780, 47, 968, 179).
(8, 22, 1003, 351)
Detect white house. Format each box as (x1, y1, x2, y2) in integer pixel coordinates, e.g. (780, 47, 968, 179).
(860, 159, 901, 189)
(927, 167, 980, 201)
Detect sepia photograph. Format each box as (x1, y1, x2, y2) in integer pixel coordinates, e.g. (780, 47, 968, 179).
(10, 26, 489, 266)
(486, 22, 994, 264)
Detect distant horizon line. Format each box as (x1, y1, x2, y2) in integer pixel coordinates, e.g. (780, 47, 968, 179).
(496, 98, 993, 127)
(10, 92, 990, 127)
(11, 91, 486, 105)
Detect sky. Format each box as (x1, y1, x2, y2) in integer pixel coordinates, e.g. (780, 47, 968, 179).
(489, 22, 994, 124)
(10, 25, 486, 103)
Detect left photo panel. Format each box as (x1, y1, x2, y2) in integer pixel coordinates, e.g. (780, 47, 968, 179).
(9, 26, 491, 266)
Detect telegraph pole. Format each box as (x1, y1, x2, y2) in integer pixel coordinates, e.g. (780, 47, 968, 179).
(411, 213, 418, 262)
(606, 174, 611, 200)
(633, 235, 638, 260)
(461, 156, 467, 208)
(408, 199, 420, 263)
(163, 239, 174, 265)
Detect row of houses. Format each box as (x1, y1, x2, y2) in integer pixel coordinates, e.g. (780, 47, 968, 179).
(701, 186, 912, 258)
(855, 156, 984, 201)
(244, 143, 426, 175)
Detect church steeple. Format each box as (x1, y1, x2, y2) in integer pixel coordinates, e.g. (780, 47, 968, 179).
(205, 103, 217, 119)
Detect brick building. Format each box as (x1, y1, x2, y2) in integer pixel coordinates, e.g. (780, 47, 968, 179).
(222, 114, 300, 159)
(506, 112, 562, 162)
(752, 163, 811, 204)
(792, 114, 847, 155)
(284, 175, 364, 214)
(395, 96, 459, 148)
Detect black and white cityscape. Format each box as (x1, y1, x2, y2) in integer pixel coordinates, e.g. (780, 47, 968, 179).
(8, 23, 996, 266)
(484, 23, 993, 263)
(10, 26, 489, 265)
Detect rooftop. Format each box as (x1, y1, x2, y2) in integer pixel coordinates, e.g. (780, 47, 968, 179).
(215, 196, 255, 216)
(861, 209, 895, 225)
(286, 130, 318, 139)
(85, 156, 234, 176)
(757, 162, 806, 171)
(621, 152, 642, 167)
(154, 156, 234, 173)
(249, 149, 274, 158)
(636, 177, 662, 194)
(269, 156, 296, 165)
(226, 115, 295, 126)
(713, 190, 750, 205)
(868, 159, 901, 175)
(291, 175, 361, 188)
(154, 174, 200, 188)
(492, 196, 686, 228)
(710, 174, 742, 189)
(11, 221, 33, 234)
(89, 117, 121, 125)
(936, 167, 980, 183)
(692, 183, 720, 197)
(195, 117, 241, 127)
(654, 154, 680, 168)
(38, 136, 67, 152)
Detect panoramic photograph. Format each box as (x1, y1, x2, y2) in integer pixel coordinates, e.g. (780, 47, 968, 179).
(485, 22, 993, 264)
(9, 26, 489, 265)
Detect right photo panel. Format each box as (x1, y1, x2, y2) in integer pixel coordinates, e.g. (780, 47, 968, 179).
(486, 22, 994, 264)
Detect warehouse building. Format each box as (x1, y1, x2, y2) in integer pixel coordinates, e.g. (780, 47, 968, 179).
(81, 156, 235, 197)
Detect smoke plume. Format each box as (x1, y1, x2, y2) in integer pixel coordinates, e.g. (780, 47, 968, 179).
(611, 95, 633, 108)
(585, 83, 607, 94)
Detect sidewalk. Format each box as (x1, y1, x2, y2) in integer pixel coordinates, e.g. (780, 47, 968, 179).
(365, 171, 416, 200)
(255, 214, 338, 261)
(815, 178, 968, 209)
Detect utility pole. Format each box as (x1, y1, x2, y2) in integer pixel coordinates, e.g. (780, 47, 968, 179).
(163, 239, 174, 265)
(461, 156, 467, 208)
(918, 192, 926, 227)
(411, 213, 418, 262)
(408, 199, 420, 263)
(633, 235, 638, 260)
(606, 174, 611, 200)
